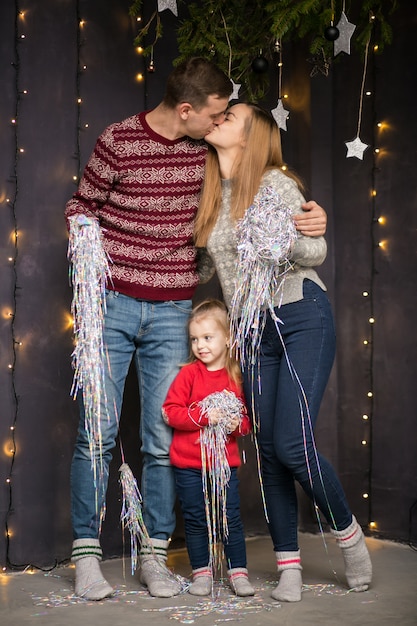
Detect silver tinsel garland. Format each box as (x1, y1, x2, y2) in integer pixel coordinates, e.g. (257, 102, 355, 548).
(198, 390, 245, 572)
(229, 185, 297, 368)
(119, 463, 151, 575)
(67, 215, 112, 496)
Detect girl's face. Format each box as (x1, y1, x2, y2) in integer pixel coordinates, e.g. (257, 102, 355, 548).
(189, 315, 229, 371)
(205, 103, 251, 150)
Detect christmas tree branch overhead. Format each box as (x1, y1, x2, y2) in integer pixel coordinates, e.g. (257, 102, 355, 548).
(130, 0, 398, 100)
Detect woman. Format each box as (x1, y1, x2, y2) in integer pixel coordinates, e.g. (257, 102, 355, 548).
(194, 103, 372, 602)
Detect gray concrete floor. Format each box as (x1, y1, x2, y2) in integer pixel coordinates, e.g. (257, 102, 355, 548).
(1, 533, 416, 625)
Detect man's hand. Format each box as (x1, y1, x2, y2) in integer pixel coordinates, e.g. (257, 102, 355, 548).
(294, 201, 327, 237)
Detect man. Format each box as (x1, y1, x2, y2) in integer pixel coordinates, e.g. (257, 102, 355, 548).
(65, 57, 326, 601)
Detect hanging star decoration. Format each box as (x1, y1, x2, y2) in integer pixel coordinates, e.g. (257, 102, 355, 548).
(345, 136, 369, 160)
(307, 48, 331, 77)
(229, 80, 241, 101)
(157, 0, 177, 16)
(271, 99, 289, 131)
(334, 11, 356, 56)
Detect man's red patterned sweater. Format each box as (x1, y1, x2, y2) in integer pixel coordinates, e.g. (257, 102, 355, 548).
(65, 111, 208, 301)
(162, 360, 252, 470)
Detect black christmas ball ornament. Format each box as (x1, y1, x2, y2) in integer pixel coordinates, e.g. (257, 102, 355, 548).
(251, 55, 269, 74)
(324, 24, 340, 41)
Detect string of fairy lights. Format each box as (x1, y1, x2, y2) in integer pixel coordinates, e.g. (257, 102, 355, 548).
(359, 25, 389, 535)
(2, 1, 25, 573)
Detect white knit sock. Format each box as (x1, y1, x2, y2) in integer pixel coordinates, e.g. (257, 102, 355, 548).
(227, 567, 255, 597)
(331, 516, 372, 591)
(139, 538, 181, 598)
(272, 550, 302, 602)
(188, 566, 213, 596)
(71, 539, 113, 600)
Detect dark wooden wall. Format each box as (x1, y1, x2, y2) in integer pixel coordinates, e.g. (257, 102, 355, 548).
(0, 0, 416, 568)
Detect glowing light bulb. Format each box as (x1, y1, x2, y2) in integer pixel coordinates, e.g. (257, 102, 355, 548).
(378, 240, 387, 250)
(369, 521, 377, 529)
(378, 216, 386, 225)
(283, 93, 289, 99)
(363, 493, 369, 499)
(367, 391, 373, 398)
(362, 414, 369, 420)
(363, 340, 369, 345)
(369, 317, 375, 324)
(362, 291, 369, 297)
(361, 440, 367, 445)
(136, 73, 144, 82)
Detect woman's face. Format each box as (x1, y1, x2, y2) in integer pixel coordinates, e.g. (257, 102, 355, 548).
(205, 103, 251, 150)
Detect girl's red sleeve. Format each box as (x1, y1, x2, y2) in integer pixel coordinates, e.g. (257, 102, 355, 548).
(162, 366, 209, 431)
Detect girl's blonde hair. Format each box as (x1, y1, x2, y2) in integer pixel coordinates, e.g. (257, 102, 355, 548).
(188, 299, 241, 385)
(194, 103, 304, 246)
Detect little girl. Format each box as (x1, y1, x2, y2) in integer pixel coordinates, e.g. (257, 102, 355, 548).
(162, 299, 254, 597)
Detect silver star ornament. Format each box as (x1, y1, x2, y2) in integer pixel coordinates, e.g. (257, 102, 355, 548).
(334, 12, 356, 56)
(271, 99, 289, 131)
(158, 0, 178, 16)
(345, 136, 369, 160)
(229, 81, 241, 101)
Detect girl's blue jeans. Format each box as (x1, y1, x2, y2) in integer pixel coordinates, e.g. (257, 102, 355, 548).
(174, 467, 247, 569)
(243, 279, 352, 552)
(70, 290, 192, 540)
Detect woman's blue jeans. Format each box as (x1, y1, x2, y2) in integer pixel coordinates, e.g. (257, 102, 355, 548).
(174, 467, 247, 569)
(71, 290, 192, 540)
(243, 279, 352, 552)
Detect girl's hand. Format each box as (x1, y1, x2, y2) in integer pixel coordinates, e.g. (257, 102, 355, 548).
(208, 409, 222, 425)
(226, 415, 240, 433)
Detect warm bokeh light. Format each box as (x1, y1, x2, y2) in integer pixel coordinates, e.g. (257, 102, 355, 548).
(63, 312, 75, 332)
(3, 441, 15, 458)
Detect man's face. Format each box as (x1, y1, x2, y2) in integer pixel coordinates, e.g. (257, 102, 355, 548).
(182, 95, 229, 139)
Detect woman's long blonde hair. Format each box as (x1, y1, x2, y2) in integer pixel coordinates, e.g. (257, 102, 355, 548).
(194, 103, 303, 247)
(188, 299, 242, 385)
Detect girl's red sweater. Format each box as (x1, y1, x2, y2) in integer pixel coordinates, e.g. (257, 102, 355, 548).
(162, 360, 251, 469)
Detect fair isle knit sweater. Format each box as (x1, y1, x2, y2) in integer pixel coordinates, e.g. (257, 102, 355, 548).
(207, 169, 327, 313)
(65, 111, 208, 301)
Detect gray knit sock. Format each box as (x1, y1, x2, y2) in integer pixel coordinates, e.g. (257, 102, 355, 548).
(331, 516, 372, 591)
(71, 539, 113, 600)
(272, 550, 302, 602)
(139, 538, 181, 597)
(188, 567, 213, 596)
(227, 567, 255, 597)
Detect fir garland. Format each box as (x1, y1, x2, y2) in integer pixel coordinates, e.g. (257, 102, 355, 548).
(130, 0, 398, 100)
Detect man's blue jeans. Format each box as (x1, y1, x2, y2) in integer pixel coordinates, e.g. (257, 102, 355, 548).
(71, 291, 192, 540)
(243, 279, 352, 552)
(174, 467, 247, 570)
